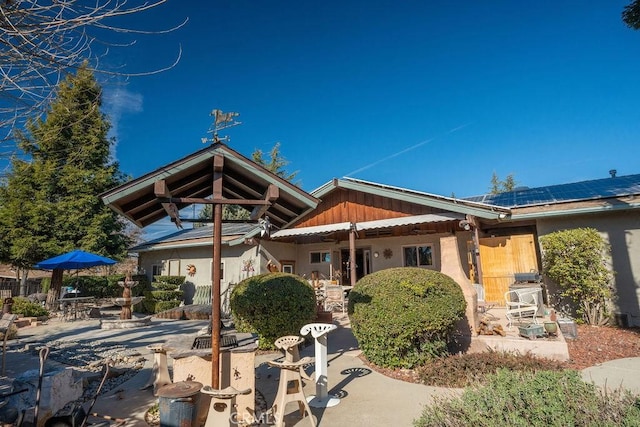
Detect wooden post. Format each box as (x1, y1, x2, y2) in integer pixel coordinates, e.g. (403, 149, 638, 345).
(349, 224, 357, 288)
(211, 155, 224, 389)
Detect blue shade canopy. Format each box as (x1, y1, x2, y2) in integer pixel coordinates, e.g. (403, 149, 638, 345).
(34, 250, 117, 270)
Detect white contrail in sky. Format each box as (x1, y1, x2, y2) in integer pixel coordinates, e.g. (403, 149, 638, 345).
(344, 122, 473, 177)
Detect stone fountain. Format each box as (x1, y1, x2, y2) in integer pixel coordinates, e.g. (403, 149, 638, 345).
(100, 272, 150, 330)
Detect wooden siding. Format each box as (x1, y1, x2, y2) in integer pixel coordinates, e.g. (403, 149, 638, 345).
(294, 188, 447, 227)
(479, 234, 539, 305)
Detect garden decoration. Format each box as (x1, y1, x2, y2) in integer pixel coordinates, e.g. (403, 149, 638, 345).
(300, 323, 339, 408)
(117, 271, 138, 320)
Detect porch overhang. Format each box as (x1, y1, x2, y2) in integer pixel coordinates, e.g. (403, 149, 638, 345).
(356, 213, 464, 231)
(270, 222, 352, 238)
(269, 213, 465, 239)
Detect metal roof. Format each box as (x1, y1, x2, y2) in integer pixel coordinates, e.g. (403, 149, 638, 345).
(466, 174, 640, 208)
(270, 222, 352, 238)
(130, 223, 259, 252)
(269, 213, 464, 238)
(101, 143, 319, 229)
(356, 213, 465, 231)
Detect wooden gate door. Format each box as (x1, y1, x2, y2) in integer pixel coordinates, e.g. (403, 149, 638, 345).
(478, 234, 539, 305)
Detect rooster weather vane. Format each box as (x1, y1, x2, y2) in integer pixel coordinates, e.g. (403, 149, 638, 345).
(202, 109, 241, 144)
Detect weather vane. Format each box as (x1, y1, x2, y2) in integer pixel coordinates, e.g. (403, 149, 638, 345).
(201, 109, 241, 144)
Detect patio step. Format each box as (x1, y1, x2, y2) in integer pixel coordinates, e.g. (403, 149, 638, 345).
(14, 317, 43, 328)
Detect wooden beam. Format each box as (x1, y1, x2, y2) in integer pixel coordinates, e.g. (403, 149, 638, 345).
(250, 184, 280, 220)
(154, 180, 182, 228)
(157, 197, 272, 206)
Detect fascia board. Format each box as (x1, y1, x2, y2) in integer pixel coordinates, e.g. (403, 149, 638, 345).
(511, 202, 640, 220)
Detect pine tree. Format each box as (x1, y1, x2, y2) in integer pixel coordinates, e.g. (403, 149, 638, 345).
(0, 65, 129, 295)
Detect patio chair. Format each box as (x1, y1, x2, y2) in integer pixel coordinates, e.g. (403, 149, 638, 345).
(475, 283, 497, 314)
(505, 288, 539, 329)
(323, 285, 346, 314)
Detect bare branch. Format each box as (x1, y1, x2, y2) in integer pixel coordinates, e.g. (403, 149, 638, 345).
(0, 0, 184, 146)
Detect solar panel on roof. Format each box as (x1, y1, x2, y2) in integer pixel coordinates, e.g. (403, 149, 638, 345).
(465, 174, 640, 208)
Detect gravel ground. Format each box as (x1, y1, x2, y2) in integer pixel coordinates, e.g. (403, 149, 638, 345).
(12, 339, 146, 412)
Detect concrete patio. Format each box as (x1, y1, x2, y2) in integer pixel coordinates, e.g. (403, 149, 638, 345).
(470, 307, 571, 361)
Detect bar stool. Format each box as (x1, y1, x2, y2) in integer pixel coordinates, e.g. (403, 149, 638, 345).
(267, 357, 316, 427)
(200, 385, 251, 427)
(274, 335, 313, 381)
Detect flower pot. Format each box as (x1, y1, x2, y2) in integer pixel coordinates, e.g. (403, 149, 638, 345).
(543, 321, 558, 335)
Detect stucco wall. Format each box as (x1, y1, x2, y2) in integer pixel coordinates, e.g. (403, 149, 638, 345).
(536, 210, 640, 326)
(289, 232, 471, 281)
(137, 244, 260, 313)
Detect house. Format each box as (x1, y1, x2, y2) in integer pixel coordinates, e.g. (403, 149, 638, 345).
(129, 223, 262, 311)
(466, 172, 640, 327)
(102, 143, 640, 327)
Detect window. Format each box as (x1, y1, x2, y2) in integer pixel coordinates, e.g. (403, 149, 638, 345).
(403, 245, 433, 267)
(210, 260, 225, 281)
(152, 264, 163, 277)
(310, 251, 331, 264)
(280, 259, 296, 274)
(280, 260, 295, 274)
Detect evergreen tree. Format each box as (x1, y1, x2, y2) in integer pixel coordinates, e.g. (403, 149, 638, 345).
(252, 142, 299, 183)
(0, 65, 129, 295)
(489, 172, 518, 194)
(623, 0, 640, 29)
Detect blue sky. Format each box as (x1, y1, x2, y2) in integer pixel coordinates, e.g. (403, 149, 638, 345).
(97, 1, 640, 238)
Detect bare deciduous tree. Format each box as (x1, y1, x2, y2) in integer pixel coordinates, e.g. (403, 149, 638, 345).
(0, 0, 185, 144)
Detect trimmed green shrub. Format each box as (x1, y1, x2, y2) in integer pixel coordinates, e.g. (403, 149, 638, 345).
(141, 276, 184, 314)
(417, 350, 565, 388)
(153, 276, 185, 286)
(414, 369, 640, 427)
(151, 300, 182, 313)
(348, 267, 466, 369)
(230, 273, 316, 349)
(11, 297, 49, 317)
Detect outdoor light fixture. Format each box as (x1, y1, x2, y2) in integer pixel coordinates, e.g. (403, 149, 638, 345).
(459, 220, 471, 231)
(373, 252, 379, 258)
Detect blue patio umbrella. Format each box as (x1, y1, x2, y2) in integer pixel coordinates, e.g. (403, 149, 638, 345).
(34, 249, 117, 270)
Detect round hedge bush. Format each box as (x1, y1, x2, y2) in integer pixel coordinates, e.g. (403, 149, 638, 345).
(348, 267, 466, 368)
(230, 273, 316, 349)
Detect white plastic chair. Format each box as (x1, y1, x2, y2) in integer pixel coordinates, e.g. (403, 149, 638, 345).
(505, 288, 539, 329)
(323, 285, 346, 314)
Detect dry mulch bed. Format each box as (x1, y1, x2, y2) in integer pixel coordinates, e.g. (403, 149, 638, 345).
(564, 324, 640, 370)
(363, 324, 640, 384)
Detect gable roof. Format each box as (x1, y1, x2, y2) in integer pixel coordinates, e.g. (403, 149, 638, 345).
(101, 143, 319, 229)
(466, 174, 640, 208)
(130, 223, 259, 252)
(312, 177, 509, 220)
